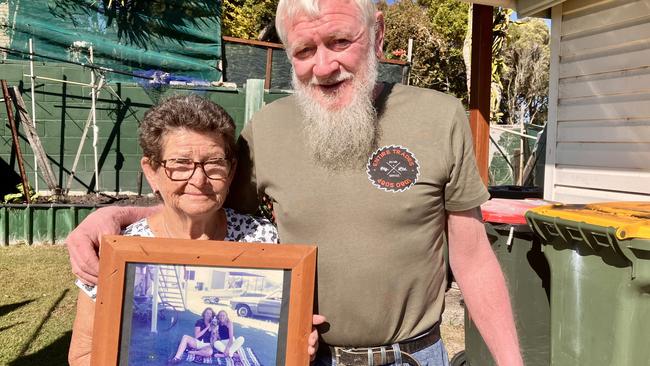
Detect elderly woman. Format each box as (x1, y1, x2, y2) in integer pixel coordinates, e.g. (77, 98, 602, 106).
(68, 95, 278, 366)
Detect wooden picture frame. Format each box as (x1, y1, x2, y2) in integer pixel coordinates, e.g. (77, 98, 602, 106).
(91, 235, 316, 366)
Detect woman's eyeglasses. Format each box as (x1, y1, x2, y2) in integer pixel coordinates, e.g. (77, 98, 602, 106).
(157, 158, 231, 181)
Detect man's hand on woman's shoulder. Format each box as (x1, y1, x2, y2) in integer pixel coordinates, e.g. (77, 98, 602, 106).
(66, 205, 161, 285)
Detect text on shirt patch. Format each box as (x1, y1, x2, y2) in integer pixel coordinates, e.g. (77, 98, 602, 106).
(367, 145, 420, 192)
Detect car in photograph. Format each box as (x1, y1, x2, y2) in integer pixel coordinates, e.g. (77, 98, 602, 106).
(230, 290, 282, 319)
(201, 287, 247, 304)
(201, 295, 220, 304)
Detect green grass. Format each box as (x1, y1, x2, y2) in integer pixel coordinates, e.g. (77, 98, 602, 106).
(0, 245, 77, 366)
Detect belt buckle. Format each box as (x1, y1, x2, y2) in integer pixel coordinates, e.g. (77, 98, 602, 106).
(333, 347, 345, 366)
(333, 346, 358, 366)
(335, 346, 394, 366)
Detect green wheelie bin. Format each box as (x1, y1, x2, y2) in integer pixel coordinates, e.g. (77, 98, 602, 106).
(453, 198, 551, 366)
(526, 202, 650, 366)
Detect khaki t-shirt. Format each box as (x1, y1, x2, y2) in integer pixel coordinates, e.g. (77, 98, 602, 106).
(227, 83, 489, 346)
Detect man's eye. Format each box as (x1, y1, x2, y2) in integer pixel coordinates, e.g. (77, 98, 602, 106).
(294, 47, 313, 59)
(332, 39, 351, 49)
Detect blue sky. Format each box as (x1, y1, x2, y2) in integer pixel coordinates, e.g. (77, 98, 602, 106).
(512, 11, 553, 27)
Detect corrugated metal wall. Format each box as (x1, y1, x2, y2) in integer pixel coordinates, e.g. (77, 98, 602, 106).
(545, 0, 650, 202)
(0, 60, 289, 195)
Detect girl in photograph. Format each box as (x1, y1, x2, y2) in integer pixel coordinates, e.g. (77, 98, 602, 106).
(169, 307, 218, 363)
(212, 310, 245, 358)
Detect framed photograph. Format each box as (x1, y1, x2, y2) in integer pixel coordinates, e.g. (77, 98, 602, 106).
(91, 235, 317, 366)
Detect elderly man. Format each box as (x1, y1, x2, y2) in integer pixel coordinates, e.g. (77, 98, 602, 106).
(67, 0, 523, 365)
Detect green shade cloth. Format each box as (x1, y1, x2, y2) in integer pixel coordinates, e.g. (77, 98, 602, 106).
(5, 0, 222, 81)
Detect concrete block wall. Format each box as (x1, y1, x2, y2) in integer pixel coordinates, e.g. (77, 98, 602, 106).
(1, 60, 289, 196)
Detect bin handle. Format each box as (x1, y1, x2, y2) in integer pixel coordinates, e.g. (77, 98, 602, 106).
(526, 214, 563, 244)
(553, 219, 571, 243)
(578, 223, 619, 254)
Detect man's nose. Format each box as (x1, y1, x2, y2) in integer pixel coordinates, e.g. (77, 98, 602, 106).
(312, 48, 339, 79)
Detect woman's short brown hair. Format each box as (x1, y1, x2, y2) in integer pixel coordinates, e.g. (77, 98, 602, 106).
(139, 94, 236, 167)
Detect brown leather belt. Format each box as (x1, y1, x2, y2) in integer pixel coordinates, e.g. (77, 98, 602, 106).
(326, 323, 441, 366)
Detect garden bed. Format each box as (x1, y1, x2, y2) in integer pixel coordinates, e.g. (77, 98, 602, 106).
(30, 194, 160, 206)
(1, 194, 160, 246)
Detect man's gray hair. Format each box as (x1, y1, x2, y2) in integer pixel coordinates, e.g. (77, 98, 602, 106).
(275, 0, 377, 46)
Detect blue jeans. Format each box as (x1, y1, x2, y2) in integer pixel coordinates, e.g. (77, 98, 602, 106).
(314, 339, 450, 366)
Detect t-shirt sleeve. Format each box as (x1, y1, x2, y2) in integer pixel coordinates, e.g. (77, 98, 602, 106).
(225, 122, 261, 214)
(444, 101, 490, 212)
(194, 319, 203, 328)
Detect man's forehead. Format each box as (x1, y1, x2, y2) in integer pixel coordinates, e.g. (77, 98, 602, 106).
(290, 0, 360, 16)
(287, 0, 363, 27)
(289, 21, 360, 41)
(286, 6, 364, 39)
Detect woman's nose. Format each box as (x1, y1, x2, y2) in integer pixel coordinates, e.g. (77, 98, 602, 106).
(188, 165, 208, 184)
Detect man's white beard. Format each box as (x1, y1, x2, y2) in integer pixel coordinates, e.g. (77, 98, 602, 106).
(293, 53, 379, 171)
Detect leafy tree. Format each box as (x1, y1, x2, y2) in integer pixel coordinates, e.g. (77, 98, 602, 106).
(499, 18, 550, 126)
(496, 17, 550, 185)
(380, 0, 469, 100)
(490, 7, 512, 123)
(222, 0, 278, 39)
(379, 1, 442, 91)
(424, 0, 470, 100)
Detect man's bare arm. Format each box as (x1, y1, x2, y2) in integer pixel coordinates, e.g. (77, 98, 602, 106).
(447, 208, 523, 366)
(66, 205, 162, 285)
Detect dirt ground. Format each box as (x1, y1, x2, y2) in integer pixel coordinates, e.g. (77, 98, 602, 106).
(441, 283, 465, 358)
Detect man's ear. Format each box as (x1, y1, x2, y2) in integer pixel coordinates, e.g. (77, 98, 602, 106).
(374, 11, 385, 59)
(141, 157, 159, 193)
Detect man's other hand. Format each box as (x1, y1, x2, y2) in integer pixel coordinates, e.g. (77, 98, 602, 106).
(309, 314, 327, 361)
(66, 206, 126, 285)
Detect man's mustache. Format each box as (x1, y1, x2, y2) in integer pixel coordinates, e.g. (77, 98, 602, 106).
(309, 71, 354, 86)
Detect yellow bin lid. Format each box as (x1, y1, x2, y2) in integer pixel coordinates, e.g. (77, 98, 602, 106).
(529, 202, 650, 240)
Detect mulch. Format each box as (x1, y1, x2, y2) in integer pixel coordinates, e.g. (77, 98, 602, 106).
(30, 194, 161, 206)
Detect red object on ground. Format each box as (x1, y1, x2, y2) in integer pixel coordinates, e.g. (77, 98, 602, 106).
(480, 198, 550, 225)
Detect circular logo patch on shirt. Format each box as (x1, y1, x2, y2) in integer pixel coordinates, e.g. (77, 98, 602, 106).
(367, 145, 420, 192)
